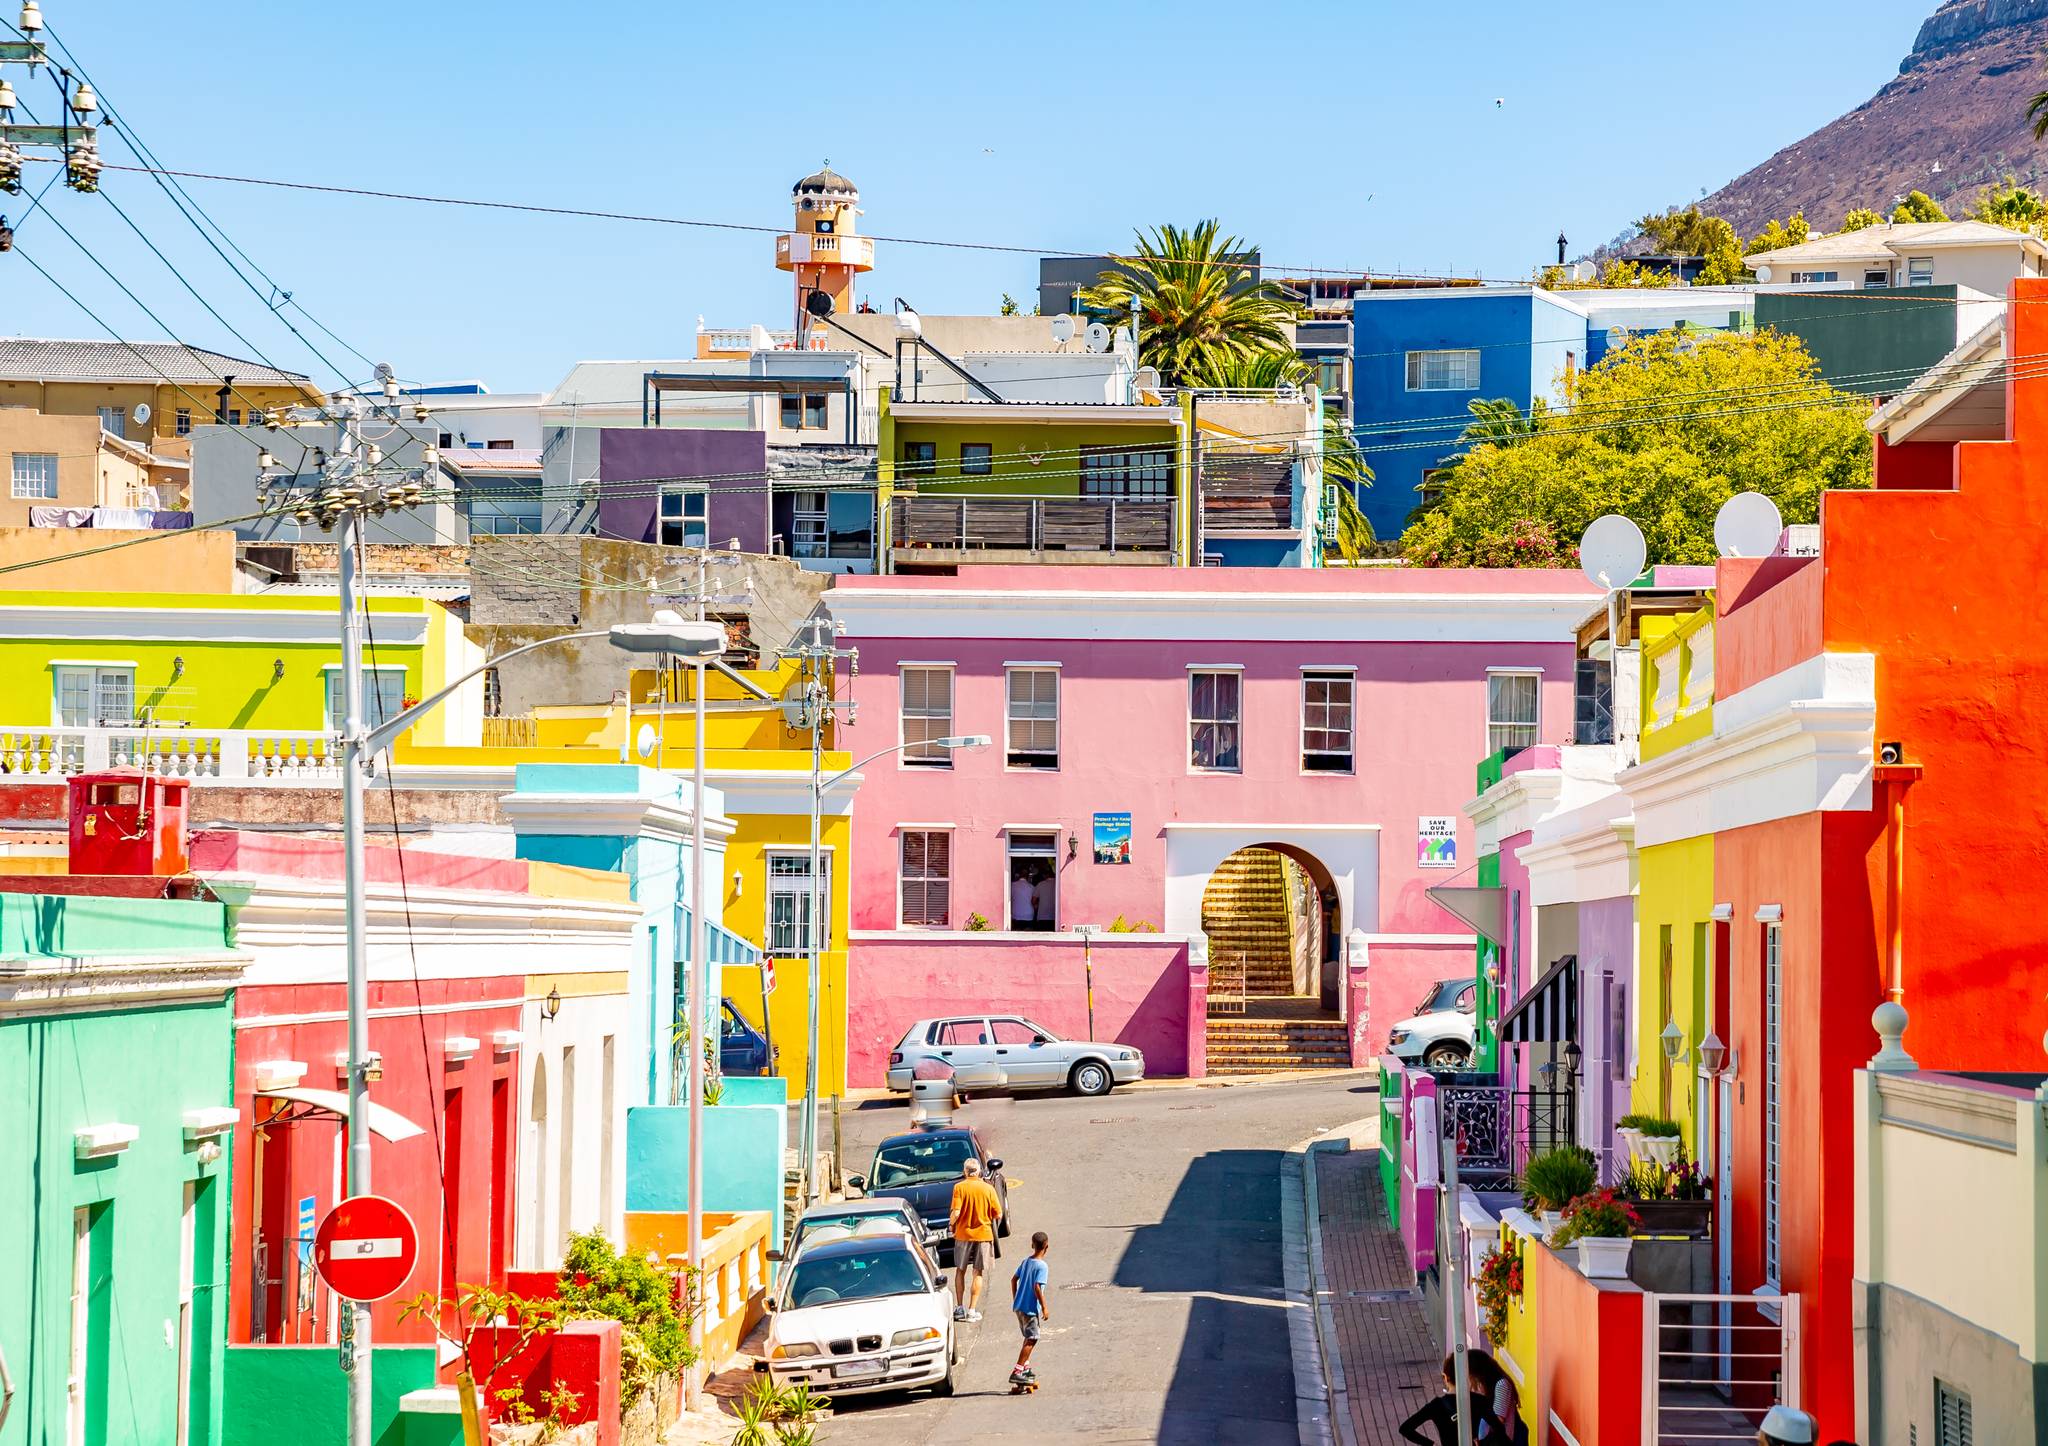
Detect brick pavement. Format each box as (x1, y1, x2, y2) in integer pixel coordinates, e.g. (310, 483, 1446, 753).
(1315, 1148, 1440, 1444)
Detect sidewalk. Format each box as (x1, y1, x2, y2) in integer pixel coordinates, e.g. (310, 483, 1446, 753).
(1313, 1146, 1439, 1444)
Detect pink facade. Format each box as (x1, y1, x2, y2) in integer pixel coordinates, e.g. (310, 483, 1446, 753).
(829, 566, 1598, 1065)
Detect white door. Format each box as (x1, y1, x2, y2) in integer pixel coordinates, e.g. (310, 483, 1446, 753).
(68, 1206, 90, 1446)
(990, 1017, 1063, 1087)
(1716, 1070, 1735, 1384)
(929, 1018, 1002, 1088)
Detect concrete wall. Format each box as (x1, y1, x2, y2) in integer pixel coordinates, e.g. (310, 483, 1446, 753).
(845, 932, 1189, 1086)
(515, 985, 634, 1269)
(624, 1102, 786, 1244)
(191, 423, 460, 545)
(1858, 1284, 2044, 1446)
(0, 410, 169, 522)
(0, 524, 237, 592)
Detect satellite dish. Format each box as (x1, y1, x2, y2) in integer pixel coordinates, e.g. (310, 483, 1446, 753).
(1607, 326, 1629, 346)
(1578, 513, 1647, 589)
(1049, 314, 1076, 345)
(1713, 492, 1784, 559)
(805, 288, 834, 318)
(1083, 322, 1111, 354)
(373, 361, 395, 383)
(635, 723, 658, 760)
(1133, 365, 1161, 393)
(132, 402, 151, 425)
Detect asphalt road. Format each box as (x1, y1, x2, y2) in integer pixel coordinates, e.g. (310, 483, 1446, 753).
(815, 1073, 1374, 1446)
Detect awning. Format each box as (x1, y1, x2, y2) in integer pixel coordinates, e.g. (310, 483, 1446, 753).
(1499, 954, 1578, 1045)
(256, 1087, 426, 1143)
(1426, 885, 1507, 945)
(677, 905, 762, 966)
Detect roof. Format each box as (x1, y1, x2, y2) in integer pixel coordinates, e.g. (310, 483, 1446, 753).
(1748, 221, 2048, 268)
(0, 338, 315, 387)
(1866, 310, 2006, 444)
(793, 164, 858, 198)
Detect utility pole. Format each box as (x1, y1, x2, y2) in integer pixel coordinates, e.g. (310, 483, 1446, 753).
(0, 4, 104, 199)
(781, 617, 857, 1206)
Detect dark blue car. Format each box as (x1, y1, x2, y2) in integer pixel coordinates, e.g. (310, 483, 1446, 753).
(846, 1124, 1009, 1266)
(719, 997, 772, 1076)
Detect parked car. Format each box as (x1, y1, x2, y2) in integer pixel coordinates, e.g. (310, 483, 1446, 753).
(1385, 977, 1476, 1069)
(884, 1014, 1144, 1096)
(847, 1123, 1009, 1265)
(783, 1197, 936, 1264)
(759, 1232, 957, 1398)
(719, 997, 772, 1077)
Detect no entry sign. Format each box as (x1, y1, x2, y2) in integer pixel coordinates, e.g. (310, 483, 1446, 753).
(313, 1195, 419, 1302)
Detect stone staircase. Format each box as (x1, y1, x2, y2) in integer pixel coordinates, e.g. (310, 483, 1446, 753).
(1201, 849, 1298, 996)
(1206, 998, 1351, 1075)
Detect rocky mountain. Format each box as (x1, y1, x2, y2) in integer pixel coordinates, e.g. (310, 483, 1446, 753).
(1692, 0, 2048, 233)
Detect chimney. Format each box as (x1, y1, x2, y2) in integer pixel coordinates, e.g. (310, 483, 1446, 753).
(214, 375, 235, 424)
(1556, 232, 1568, 266)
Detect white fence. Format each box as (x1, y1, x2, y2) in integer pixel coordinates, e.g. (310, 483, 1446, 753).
(1642, 1291, 1800, 1444)
(0, 727, 339, 781)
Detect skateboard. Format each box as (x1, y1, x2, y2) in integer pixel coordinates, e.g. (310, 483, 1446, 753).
(1009, 1374, 1040, 1395)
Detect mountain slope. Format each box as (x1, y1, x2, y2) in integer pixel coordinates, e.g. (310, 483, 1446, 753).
(1693, 0, 2048, 232)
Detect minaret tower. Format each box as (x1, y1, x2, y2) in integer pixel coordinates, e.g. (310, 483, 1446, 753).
(776, 162, 875, 337)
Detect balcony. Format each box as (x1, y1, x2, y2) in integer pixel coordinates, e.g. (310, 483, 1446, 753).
(1201, 451, 1296, 532)
(0, 726, 339, 781)
(775, 232, 875, 269)
(890, 493, 1172, 559)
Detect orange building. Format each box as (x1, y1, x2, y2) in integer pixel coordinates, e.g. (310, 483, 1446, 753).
(774, 164, 875, 335)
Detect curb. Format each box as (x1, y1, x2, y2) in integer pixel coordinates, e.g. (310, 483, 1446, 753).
(839, 1067, 1378, 1105)
(1284, 1115, 1377, 1446)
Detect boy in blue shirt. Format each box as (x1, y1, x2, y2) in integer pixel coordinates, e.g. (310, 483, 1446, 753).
(1009, 1231, 1051, 1389)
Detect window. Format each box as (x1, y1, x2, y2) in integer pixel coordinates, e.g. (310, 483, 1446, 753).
(766, 851, 831, 955)
(659, 489, 707, 548)
(788, 489, 828, 558)
(482, 667, 503, 719)
(803, 393, 828, 430)
(1405, 349, 1479, 391)
(933, 1020, 985, 1047)
(69, 1205, 94, 1446)
(1006, 831, 1057, 932)
(1079, 446, 1171, 497)
(778, 393, 830, 431)
(900, 666, 954, 765)
(438, 431, 454, 448)
(900, 830, 951, 927)
(1486, 671, 1540, 754)
(226, 409, 242, 426)
(1314, 355, 1348, 397)
(900, 441, 936, 478)
(1907, 256, 1936, 287)
(1763, 921, 1783, 1289)
(960, 442, 992, 476)
(325, 666, 405, 732)
(468, 479, 543, 535)
(1863, 269, 1890, 289)
(1005, 668, 1058, 769)
(1935, 1380, 1973, 1446)
(96, 406, 126, 435)
(991, 1018, 1042, 1045)
(1789, 270, 1839, 283)
(54, 665, 134, 727)
(1301, 670, 1354, 772)
(1189, 669, 1242, 772)
(175, 408, 192, 436)
(814, 218, 834, 235)
(826, 491, 873, 560)
(12, 451, 58, 500)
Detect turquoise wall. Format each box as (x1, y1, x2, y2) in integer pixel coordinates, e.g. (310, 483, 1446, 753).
(0, 893, 228, 958)
(0, 997, 237, 1446)
(717, 1076, 788, 1110)
(624, 1103, 786, 1243)
(221, 1345, 439, 1446)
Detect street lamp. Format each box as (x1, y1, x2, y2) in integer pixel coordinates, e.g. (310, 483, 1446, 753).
(796, 733, 991, 1205)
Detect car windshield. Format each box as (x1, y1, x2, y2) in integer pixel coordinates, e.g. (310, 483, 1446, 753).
(1418, 979, 1467, 1015)
(783, 1246, 928, 1308)
(797, 1211, 904, 1243)
(870, 1134, 975, 1187)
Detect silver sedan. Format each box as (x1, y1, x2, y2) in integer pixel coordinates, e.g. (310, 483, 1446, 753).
(884, 1014, 1145, 1097)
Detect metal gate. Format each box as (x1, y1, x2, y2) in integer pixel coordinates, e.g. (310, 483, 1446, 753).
(1642, 1291, 1800, 1444)
(1208, 952, 1247, 1015)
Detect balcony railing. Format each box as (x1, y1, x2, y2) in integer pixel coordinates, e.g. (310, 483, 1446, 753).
(891, 494, 1172, 554)
(0, 726, 339, 781)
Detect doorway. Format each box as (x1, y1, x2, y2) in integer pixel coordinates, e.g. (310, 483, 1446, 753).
(1006, 832, 1058, 931)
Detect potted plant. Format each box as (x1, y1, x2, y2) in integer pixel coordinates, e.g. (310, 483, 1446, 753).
(1521, 1146, 1597, 1234)
(1474, 1240, 1523, 1347)
(1552, 1188, 1641, 1279)
(1618, 1145, 1713, 1237)
(1635, 1116, 1683, 1166)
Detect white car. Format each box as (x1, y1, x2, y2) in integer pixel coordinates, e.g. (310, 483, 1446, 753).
(885, 1014, 1145, 1096)
(1384, 977, 1477, 1069)
(761, 1231, 957, 1398)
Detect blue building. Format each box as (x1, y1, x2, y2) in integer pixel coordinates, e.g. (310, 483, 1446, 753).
(1350, 286, 1758, 540)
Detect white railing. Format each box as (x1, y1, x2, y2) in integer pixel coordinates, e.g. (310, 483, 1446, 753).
(1642, 1291, 1799, 1444)
(0, 727, 339, 781)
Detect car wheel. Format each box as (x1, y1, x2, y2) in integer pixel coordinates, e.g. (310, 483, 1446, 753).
(1423, 1042, 1470, 1070)
(1070, 1060, 1113, 1096)
(933, 1341, 958, 1397)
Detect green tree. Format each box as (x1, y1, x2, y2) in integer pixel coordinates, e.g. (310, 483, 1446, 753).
(1968, 175, 2047, 233)
(1076, 221, 1297, 383)
(999, 293, 1020, 316)
(1459, 396, 1549, 446)
(1891, 190, 1948, 223)
(1634, 206, 1748, 283)
(1399, 329, 1871, 568)
(1839, 207, 1886, 232)
(1533, 259, 1674, 290)
(1743, 212, 1811, 255)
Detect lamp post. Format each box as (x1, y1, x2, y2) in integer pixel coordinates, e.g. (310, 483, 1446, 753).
(797, 732, 990, 1205)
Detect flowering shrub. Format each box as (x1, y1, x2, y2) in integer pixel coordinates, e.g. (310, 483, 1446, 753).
(1474, 1240, 1524, 1347)
(1618, 1143, 1711, 1202)
(1551, 1188, 1641, 1245)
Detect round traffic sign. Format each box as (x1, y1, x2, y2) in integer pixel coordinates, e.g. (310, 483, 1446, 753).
(313, 1195, 419, 1303)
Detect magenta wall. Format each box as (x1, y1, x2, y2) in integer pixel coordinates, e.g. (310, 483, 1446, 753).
(1360, 940, 1473, 1057)
(846, 935, 1190, 1086)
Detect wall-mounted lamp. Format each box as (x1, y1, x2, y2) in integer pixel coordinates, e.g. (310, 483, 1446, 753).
(170, 655, 185, 680)
(271, 658, 286, 684)
(732, 870, 745, 897)
(1563, 1040, 1582, 1081)
(1067, 834, 1078, 861)
(1699, 1031, 1727, 1075)
(541, 985, 563, 1023)
(1660, 1019, 1688, 1067)
(334, 1049, 383, 1083)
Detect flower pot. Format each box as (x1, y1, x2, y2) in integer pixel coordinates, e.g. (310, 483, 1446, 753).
(1617, 1127, 1643, 1162)
(1577, 1236, 1633, 1279)
(1641, 1135, 1681, 1167)
(1540, 1210, 1566, 1235)
(1629, 1199, 1712, 1238)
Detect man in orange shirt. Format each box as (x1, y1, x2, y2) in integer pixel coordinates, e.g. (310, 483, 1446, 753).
(948, 1158, 1004, 1322)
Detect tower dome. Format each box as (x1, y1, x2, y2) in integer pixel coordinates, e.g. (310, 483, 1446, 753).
(792, 163, 858, 209)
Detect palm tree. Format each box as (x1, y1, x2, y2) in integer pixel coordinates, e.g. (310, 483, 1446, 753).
(1459, 396, 1549, 447)
(2030, 84, 2048, 141)
(1077, 221, 1298, 383)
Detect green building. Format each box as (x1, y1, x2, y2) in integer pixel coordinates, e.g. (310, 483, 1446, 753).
(0, 889, 246, 1446)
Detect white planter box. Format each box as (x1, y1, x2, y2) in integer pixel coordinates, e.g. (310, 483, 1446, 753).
(1540, 1210, 1566, 1236)
(1641, 1136, 1681, 1166)
(1617, 1127, 1644, 1162)
(1577, 1236, 1633, 1279)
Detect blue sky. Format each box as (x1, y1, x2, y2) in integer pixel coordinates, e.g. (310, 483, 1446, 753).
(6, 0, 1941, 393)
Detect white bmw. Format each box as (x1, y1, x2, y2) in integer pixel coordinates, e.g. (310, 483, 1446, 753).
(760, 1230, 958, 1398)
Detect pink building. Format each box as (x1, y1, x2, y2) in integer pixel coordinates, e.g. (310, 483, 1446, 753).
(827, 566, 1599, 1085)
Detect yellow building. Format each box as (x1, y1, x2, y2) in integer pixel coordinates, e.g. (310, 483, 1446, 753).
(776, 165, 876, 332)
(0, 411, 192, 525)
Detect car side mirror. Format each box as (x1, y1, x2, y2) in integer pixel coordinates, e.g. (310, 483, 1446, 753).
(767, 1248, 785, 1262)
(1032, 1035, 1049, 1044)
(845, 1174, 866, 1193)
(986, 1158, 1004, 1172)
(764, 1297, 777, 1311)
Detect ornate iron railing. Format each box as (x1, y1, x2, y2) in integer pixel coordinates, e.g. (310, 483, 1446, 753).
(1436, 1082, 1578, 1187)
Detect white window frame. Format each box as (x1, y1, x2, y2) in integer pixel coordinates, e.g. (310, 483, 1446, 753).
(1300, 668, 1355, 774)
(765, 849, 832, 956)
(12, 451, 59, 500)
(1906, 256, 1936, 287)
(53, 664, 135, 728)
(69, 1205, 92, 1446)
(1762, 920, 1782, 1293)
(787, 489, 829, 559)
(175, 408, 192, 436)
(1004, 830, 1059, 931)
(1404, 348, 1480, 392)
(898, 828, 952, 929)
(899, 665, 954, 768)
(1788, 270, 1838, 284)
(1004, 666, 1059, 770)
(323, 664, 406, 732)
(658, 488, 707, 549)
(1188, 666, 1243, 774)
(96, 406, 127, 436)
(1485, 668, 1541, 755)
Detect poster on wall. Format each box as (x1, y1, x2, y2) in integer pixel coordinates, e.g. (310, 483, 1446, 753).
(1093, 812, 1132, 864)
(1417, 815, 1458, 868)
